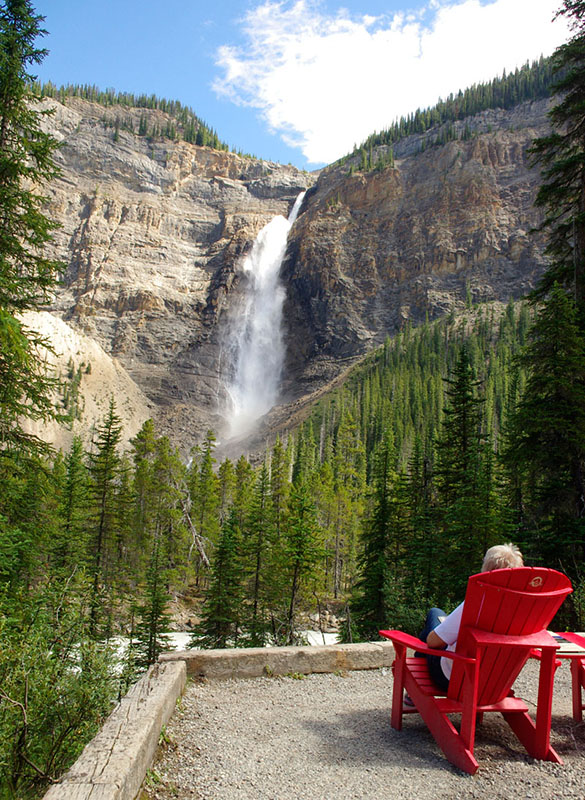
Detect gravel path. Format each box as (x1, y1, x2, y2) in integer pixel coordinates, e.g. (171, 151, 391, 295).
(141, 661, 585, 800)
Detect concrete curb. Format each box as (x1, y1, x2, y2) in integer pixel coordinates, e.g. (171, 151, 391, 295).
(42, 660, 186, 800)
(159, 641, 395, 679)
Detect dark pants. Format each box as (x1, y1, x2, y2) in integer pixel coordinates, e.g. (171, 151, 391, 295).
(417, 607, 450, 692)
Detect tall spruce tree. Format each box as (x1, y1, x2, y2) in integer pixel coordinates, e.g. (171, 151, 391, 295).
(530, 0, 585, 318)
(283, 479, 320, 644)
(135, 533, 172, 667)
(241, 462, 273, 646)
(0, 9, 119, 791)
(505, 285, 585, 582)
(332, 410, 365, 598)
(349, 432, 398, 641)
(190, 430, 220, 546)
(512, 1, 585, 622)
(188, 430, 220, 585)
(434, 346, 489, 602)
(0, 0, 62, 457)
(87, 398, 122, 637)
(53, 436, 90, 573)
(404, 435, 437, 604)
(194, 507, 242, 648)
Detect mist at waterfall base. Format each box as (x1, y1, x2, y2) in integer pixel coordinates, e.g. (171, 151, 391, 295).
(222, 192, 305, 440)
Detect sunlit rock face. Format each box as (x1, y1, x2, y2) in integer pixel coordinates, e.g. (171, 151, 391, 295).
(281, 99, 550, 397)
(41, 96, 549, 454)
(41, 97, 313, 450)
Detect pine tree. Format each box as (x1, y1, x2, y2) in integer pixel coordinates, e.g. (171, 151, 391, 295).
(283, 479, 321, 644)
(53, 436, 90, 573)
(218, 458, 235, 522)
(314, 459, 337, 597)
(332, 410, 365, 596)
(270, 435, 290, 544)
(151, 435, 189, 588)
(505, 284, 585, 580)
(265, 437, 291, 638)
(131, 418, 157, 537)
(190, 430, 220, 544)
(0, 0, 62, 456)
(434, 346, 488, 601)
(194, 508, 242, 648)
(241, 463, 273, 646)
(530, 1, 585, 318)
(87, 398, 122, 637)
(135, 534, 172, 667)
(349, 432, 398, 641)
(233, 454, 254, 529)
(292, 423, 317, 484)
(113, 455, 135, 591)
(404, 435, 437, 604)
(188, 430, 220, 585)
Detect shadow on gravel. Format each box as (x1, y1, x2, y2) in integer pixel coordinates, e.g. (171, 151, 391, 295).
(548, 715, 585, 758)
(301, 707, 452, 772)
(302, 707, 585, 774)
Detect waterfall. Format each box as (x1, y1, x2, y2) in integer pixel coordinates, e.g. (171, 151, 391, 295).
(224, 191, 305, 438)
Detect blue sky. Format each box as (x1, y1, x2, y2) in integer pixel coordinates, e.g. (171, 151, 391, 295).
(34, 0, 567, 169)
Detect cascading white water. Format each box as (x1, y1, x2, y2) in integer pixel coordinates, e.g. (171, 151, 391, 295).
(224, 191, 305, 438)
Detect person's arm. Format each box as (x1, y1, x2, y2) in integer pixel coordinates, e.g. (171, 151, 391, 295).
(427, 602, 464, 649)
(426, 629, 447, 649)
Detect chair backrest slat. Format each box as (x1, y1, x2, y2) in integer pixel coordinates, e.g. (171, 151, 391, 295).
(447, 567, 571, 704)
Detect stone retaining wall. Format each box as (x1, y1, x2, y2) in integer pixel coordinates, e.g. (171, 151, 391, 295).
(42, 660, 186, 800)
(43, 642, 394, 799)
(159, 641, 395, 679)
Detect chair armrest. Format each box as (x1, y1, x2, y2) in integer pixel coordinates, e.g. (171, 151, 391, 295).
(379, 630, 475, 663)
(467, 628, 560, 649)
(559, 631, 585, 650)
(380, 629, 426, 650)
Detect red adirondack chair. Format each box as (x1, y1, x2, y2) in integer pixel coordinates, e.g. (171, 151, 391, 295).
(380, 567, 572, 774)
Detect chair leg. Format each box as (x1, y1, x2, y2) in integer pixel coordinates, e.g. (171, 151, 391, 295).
(534, 647, 558, 760)
(405, 677, 480, 775)
(460, 658, 481, 755)
(503, 647, 563, 765)
(391, 645, 406, 731)
(503, 711, 563, 765)
(571, 658, 585, 722)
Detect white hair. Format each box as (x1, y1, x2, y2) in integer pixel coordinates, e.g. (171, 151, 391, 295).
(481, 543, 523, 572)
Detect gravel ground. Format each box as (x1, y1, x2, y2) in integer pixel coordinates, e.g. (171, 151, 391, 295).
(141, 660, 585, 800)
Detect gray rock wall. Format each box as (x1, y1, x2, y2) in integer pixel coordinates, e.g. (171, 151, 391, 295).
(41, 96, 549, 453)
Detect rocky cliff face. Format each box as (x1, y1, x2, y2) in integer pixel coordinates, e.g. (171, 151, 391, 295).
(39, 96, 549, 453)
(41, 98, 312, 450)
(281, 99, 549, 396)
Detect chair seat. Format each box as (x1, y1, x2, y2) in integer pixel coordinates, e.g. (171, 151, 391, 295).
(404, 657, 529, 714)
(404, 657, 447, 696)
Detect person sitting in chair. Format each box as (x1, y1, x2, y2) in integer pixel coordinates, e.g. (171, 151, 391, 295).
(415, 543, 524, 694)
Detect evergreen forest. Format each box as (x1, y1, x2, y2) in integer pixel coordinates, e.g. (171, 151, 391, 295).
(37, 82, 235, 153)
(4, 297, 585, 797)
(3, 0, 585, 797)
(346, 56, 556, 164)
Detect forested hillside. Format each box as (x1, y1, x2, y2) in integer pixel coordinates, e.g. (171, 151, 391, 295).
(345, 56, 555, 168)
(38, 82, 232, 152)
(5, 295, 584, 795)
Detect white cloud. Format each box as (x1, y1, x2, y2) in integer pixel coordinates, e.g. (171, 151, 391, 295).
(213, 0, 569, 165)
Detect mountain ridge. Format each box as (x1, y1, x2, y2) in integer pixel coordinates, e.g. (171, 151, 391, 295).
(36, 92, 550, 455)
